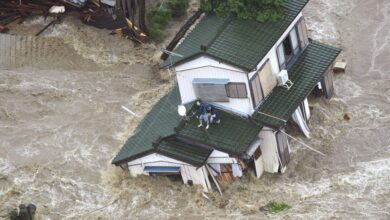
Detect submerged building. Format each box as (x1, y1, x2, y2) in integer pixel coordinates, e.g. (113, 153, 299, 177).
(112, 0, 341, 192)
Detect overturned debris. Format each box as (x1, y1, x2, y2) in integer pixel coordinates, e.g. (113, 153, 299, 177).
(0, 0, 149, 43)
(333, 60, 347, 73)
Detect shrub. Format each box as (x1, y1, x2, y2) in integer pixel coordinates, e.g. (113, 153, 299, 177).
(147, 8, 172, 42)
(166, 0, 189, 17)
(147, 0, 189, 42)
(267, 201, 291, 213)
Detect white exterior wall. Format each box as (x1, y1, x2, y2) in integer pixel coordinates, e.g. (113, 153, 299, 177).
(175, 57, 253, 115)
(248, 12, 304, 80)
(127, 153, 212, 192)
(259, 127, 280, 173)
(207, 150, 237, 164)
(174, 13, 304, 116)
(175, 56, 244, 73)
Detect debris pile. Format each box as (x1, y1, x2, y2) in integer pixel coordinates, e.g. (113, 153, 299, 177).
(0, 0, 149, 43)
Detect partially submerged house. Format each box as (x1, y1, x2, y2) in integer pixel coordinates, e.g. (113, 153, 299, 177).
(112, 0, 341, 192)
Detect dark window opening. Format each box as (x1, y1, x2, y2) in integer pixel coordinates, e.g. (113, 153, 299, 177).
(282, 35, 294, 62)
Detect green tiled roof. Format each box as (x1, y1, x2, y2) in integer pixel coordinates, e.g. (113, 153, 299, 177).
(252, 40, 341, 128)
(162, 0, 309, 71)
(156, 140, 213, 167)
(112, 85, 261, 166)
(176, 106, 263, 155)
(112, 89, 263, 165)
(112, 86, 183, 165)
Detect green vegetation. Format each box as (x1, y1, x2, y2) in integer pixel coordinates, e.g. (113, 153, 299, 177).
(200, 0, 286, 22)
(267, 201, 291, 213)
(147, 8, 172, 42)
(147, 0, 189, 42)
(167, 0, 189, 17)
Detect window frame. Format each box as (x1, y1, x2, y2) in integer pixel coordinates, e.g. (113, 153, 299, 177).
(226, 83, 248, 99)
(249, 61, 269, 108)
(277, 22, 305, 70)
(192, 78, 230, 102)
(296, 17, 309, 50)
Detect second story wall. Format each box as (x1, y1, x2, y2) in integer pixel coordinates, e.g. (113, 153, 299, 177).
(246, 12, 308, 113)
(175, 56, 254, 115)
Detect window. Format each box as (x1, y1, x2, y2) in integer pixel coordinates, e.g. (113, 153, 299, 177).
(193, 78, 229, 102)
(250, 73, 264, 107)
(259, 61, 277, 97)
(277, 22, 305, 70)
(296, 17, 309, 49)
(250, 60, 277, 107)
(290, 27, 300, 54)
(277, 43, 286, 69)
(226, 83, 247, 98)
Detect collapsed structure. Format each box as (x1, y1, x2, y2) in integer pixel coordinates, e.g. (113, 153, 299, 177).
(112, 0, 341, 192)
(0, 0, 148, 42)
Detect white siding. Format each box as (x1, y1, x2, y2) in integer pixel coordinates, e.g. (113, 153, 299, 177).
(259, 128, 280, 173)
(207, 150, 237, 164)
(248, 12, 304, 80)
(128, 153, 188, 167)
(176, 65, 253, 115)
(175, 55, 245, 73)
(127, 153, 212, 192)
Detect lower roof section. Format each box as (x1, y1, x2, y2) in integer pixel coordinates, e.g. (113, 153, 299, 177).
(156, 140, 213, 167)
(112, 85, 262, 166)
(252, 40, 341, 128)
(176, 105, 263, 156)
(112, 86, 183, 165)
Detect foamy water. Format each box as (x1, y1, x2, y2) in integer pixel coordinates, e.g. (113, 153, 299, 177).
(1, 0, 390, 219)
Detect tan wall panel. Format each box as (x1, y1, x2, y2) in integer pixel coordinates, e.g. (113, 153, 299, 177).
(259, 61, 277, 98)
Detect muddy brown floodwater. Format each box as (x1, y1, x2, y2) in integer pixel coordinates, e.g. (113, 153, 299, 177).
(1, 0, 389, 219)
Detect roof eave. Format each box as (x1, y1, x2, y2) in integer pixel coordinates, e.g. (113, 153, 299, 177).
(111, 149, 155, 166)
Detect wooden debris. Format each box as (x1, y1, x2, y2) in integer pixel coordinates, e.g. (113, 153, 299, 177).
(343, 113, 351, 121)
(0, 24, 9, 33)
(334, 60, 347, 73)
(0, 0, 149, 43)
(35, 18, 58, 36)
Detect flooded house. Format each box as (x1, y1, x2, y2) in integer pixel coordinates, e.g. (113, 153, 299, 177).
(112, 0, 341, 192)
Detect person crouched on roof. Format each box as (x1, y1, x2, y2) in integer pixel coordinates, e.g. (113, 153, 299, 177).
(210, 107, 220, 125)
(196, 100, 211, 129)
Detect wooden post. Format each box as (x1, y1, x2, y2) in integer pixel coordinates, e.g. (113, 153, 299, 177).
(206, 165, 223, 196)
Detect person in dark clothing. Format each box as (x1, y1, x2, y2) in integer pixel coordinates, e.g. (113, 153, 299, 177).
(196, 100, 211, 129)
(210, 107, 221, 124)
